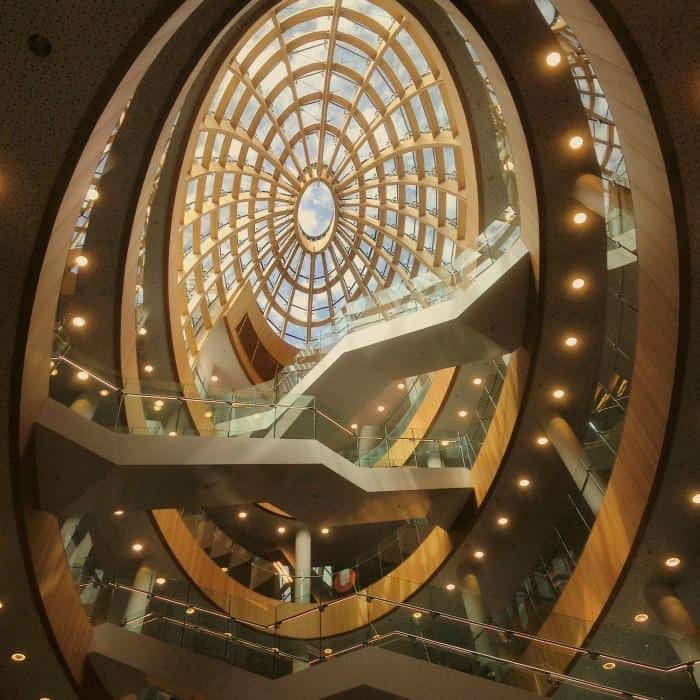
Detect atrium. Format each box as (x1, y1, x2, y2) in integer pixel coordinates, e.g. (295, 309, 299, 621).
(0, 0, 698, 699)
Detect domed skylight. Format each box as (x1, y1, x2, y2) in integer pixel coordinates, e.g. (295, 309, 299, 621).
(177, 0, 475, 352)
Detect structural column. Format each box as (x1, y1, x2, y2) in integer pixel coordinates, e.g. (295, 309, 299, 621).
(123, 564, 155, 634)
(461, 572, 498, 676)
(645, 583, 700, 686)
(70, 394, 97, 420)
(546, 415, 604, 514)
(294, 527, 311, 603)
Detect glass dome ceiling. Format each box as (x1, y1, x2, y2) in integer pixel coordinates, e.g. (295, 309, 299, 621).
(178, 0, 474, 352)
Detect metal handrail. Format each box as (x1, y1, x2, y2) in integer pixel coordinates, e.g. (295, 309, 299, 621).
(100, 579, 699, 677)
(103, 584, 659, 700)
(51, 354, 467, 449)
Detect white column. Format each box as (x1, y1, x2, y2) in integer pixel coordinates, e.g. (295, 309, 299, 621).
(461, 573, 498, 675)
(546, 416, 604, 514)
(124, 564, 154, 634)
(646, 583, 700, 687)
(70, 394, 96, 420)
(294, 528, 311, 603)
(61, 516, 81, 554)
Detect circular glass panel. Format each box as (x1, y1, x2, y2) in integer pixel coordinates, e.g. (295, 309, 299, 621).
(298, 181, 335, 241)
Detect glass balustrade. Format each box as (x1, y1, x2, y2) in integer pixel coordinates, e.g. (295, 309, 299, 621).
(47, 351, 509, 470)
(183, 509, 433, 604)
(68, 556, 698, 699)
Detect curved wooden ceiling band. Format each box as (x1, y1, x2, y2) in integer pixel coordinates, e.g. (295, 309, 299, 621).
(440, 0, 678, 687)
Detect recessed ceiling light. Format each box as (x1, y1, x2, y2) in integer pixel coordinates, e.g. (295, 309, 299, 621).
(518, 478, 531, 489)
(71, 316, 86, 328)
(76, 370, 89, 381)
(458, 409, 468, 418)
(99, 388, 109, 397)
(205, 410, 213, 418)
(634, 613, 649, 623)
(168, 431, 177, 437)
(472, 377, 483, 386)
(238, 511, 248, 519)
(552, 388, 566, 399)
(573, 211, 588, 225)
(185, 607, 196, 615)
(86, 187, 99, 201)
(143, 364, 154, 373)
(131, 542, 143, 552)
(569, 135, 584, 150)
(412, 611, 422, 620)
(565, 336, 579, 348)
(324, 647, 333, 655)
(546, 51, 562, 67)
(277, 526, 286, 534)
(321, 527, 330, 535)
(221, 566, 229, 573)
(536, 436, 549, 446)
(50, 368, 59, 376)
(497, 516, 509, 527)
(137, 326, 148, 336)
(377, 405, 385, 413)
(441, 440, 450, 447)
(154, 399, 164, 408)
(350, 423, 358, 430)
(691, 492, 700, 504)
(155, 577, 166, 585)
(10, 652, 26, 662)
(474, 550, 485, 560)
(445, 583, 455, 591)
(0, 601, 3, 609)
(571, 277, 585, 290)
(75, 254, 88, 268)
(665, 556, 681, 568)
(210, 375, 219, 383)
(397, 382, 405, 389)
(602, 661, 616, 671)
(113, 509, 125, 517)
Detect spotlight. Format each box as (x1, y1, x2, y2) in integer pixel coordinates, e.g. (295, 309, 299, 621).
(546, 51, 562, 67)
